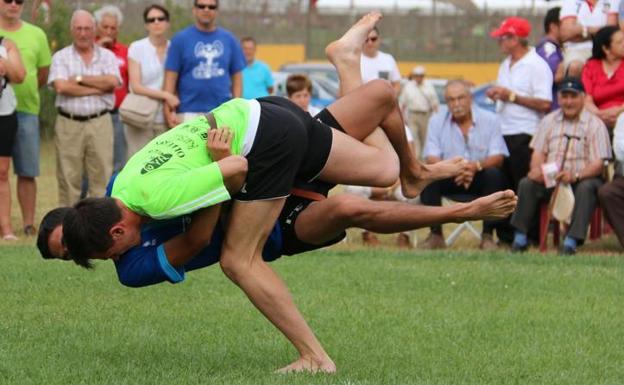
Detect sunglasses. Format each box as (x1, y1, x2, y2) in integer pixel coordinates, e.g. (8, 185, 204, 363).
(3, 0, 24, 5)
(195, 4, 218, 10)
(366, 37, 379, 43)
(145, 16, 168, 23)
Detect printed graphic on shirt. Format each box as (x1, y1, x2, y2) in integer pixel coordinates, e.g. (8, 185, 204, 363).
(192, 41, 225, 80)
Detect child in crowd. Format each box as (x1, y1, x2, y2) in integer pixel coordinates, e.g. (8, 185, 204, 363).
(285, 73, 321, 116)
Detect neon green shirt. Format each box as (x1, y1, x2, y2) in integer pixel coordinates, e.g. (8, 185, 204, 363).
(0, 21, 51, 114)
(112, 98, 257, 219)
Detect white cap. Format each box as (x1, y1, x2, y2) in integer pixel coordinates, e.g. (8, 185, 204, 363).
(411, 65, 426, 76)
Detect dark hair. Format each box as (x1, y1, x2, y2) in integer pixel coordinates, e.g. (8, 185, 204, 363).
(62, 197, 122, 269)
(241, 36, 256, 45)
(592, 25, 621, 60)
(37, 207, 73, 260)
(543, 7, 560, 34)
(143, 4, 170, 23)
(286, 73, 312, 96)
(370, 26, 380, 36)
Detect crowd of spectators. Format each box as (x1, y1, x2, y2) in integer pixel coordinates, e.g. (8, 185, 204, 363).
(2, 0, 624, 254)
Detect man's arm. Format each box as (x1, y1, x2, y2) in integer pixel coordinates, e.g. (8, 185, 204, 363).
(231, 71, 242, 98)
(37, 66, 49, 89)
(527, 150, 547, 183)
(488, 86, 552, 113)
(78, 75, 118, 93)
(52, 79, 102, 97)
(163, 70, 180, 128)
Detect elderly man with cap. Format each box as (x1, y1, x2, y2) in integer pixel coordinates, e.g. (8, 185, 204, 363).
(398, 65, 439, 157)
(487, 17, 553, 193)
(510, 77, 611, 255)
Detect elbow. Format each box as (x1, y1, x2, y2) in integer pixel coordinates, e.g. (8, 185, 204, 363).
(540, 101, 552, 113)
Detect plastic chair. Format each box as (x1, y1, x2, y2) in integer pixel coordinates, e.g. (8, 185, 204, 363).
(442, 193, 481, 246)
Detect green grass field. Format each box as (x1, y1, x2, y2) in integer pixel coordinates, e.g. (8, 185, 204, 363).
(2, 245, 623, 385)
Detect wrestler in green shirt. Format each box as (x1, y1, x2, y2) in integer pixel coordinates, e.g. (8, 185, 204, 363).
(112, 98, 258, 219)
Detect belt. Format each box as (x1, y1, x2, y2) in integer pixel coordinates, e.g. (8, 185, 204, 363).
(57, 108, 110, 122)
(290, 188, 326, 201)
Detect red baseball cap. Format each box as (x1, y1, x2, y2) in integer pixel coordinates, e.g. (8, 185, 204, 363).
(490, 17, 531, 39)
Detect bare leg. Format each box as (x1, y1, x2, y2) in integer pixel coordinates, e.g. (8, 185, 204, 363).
(219, 200, 335, 374)
(295, 190, 518, 245)
(0, 157, 16, 238)
(324, 13, 463, 197)
(17, 176, 36, 232)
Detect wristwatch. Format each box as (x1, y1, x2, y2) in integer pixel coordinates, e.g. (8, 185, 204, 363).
(508, 92, 517, 103)
(76, 75, 83, 85)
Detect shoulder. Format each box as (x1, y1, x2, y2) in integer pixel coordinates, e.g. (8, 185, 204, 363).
(428, 109, 449, 129)
(20, 21, 47, 37)
(216, 27, 239, 41)
(379, 51, 397, 63)
(584, 109, 607, 128)
(171, 26, 194, 42)
(52, 45, 72, 59)
(97, 45, 117, 60)
(475, 106, 499, 124)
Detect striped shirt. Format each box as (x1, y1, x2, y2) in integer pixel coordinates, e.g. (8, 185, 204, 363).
(48, 44, 121, 115)
(531, 109, 612, 175)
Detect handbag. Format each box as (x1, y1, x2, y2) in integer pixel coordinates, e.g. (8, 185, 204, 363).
(119, 93, 159, 128)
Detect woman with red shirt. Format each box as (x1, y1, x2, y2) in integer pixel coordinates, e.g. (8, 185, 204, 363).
(582, 25, 624, 128)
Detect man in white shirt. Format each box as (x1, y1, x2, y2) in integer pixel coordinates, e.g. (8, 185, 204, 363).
(487, 16, 553, 191)
(560, 0, 619, 77)
(399, 65, 439, 157)
(360, 26, 401, 94)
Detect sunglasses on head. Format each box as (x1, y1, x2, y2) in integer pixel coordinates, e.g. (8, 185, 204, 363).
(366, 36, 378, 43)
(145, 16, 168, 23)
(3, 0, 24, 5)
(195, 3, 218, 10)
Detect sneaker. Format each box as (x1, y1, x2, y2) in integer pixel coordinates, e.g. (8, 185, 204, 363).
(510, 242, 528, 253)
(559, 245, 576, 255)
(23, 225, 36, 237)
(479, 234, 498, 251)
(396, 233, 411, 249)
(419, 232, 446, 250)
(362, 231, 380, 246)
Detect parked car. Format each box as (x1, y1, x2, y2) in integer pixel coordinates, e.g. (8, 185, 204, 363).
(272, 71, 336, 109)
(471, 82, 496, 112)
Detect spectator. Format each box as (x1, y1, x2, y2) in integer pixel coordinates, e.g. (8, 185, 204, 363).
(598, 114, 624, 248)
(420, 80, 509, 250)
(511, 78, 611, 255)
(560, 0, 618, 78)
(241, 36, 273, 99)
(0, 0, 51, 236)
(163, 0, 245, 127)
(582, 25, 624, 129)
(95, 5, 128, 172)
(398, 65, 439, 157)
(285, 73, 320, 116)
(360, 26, 401, 94)
(126, 4, 176, 158)
(487, 16, 553, 191)
(536, 6, 564, 110)
(0, 36, 25, 241)
(48, 10, 121, 206)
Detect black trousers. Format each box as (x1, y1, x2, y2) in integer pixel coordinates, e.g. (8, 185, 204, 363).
(503, 133, 533, 191)
(420, 167, 508, 235)
(598, 176, 624, 247)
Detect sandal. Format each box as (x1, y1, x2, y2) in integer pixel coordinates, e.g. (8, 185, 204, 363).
(2, 234, 19, 241)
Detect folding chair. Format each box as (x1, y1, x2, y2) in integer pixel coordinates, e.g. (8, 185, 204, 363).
(442, 193, 481, 246)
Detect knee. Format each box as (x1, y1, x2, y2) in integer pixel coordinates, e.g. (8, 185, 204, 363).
(368, 79, 397, 102)
(219, 250, 251, 283)
(517, 177, 533, 195)
(566, 61, 584, 78)
(375, 152, 400, 187)
(598, 183, 615, 204)
(331, 194, 373, 224)
(575, 178, 600, 197)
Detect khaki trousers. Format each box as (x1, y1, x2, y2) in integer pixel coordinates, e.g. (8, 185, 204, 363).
(125, 122, 167, 159)
(55, 114, 113, 206)
(407, 110, 430, 158)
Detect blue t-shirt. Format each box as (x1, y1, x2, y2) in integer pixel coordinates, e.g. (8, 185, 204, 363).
(242, 60, 274, 99)
(105, 174, 283, 288)
(165, 26, 246, 113)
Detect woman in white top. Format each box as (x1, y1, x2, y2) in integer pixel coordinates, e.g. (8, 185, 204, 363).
(0, 37, 25, 241)
(125, 4, 178, 157)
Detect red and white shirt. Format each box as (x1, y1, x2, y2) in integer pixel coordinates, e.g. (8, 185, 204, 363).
(560, 0, 619, 51)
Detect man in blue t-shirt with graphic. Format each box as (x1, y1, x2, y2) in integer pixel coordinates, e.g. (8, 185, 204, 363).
(241, 36, 274, 99)
(163, 0, 245, 128)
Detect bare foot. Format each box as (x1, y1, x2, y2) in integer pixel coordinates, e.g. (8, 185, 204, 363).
(464, 190, 518, 221)
(276, 357, 337, 374)
(400, 157, 466, 198)
(325, 11, 383, 68)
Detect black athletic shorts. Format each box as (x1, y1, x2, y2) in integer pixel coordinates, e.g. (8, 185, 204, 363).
(0, 113, 18, 156)
(234, 99, 309, 201)
(256, 96, 334, 183)
(279, 194, 347, 256)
